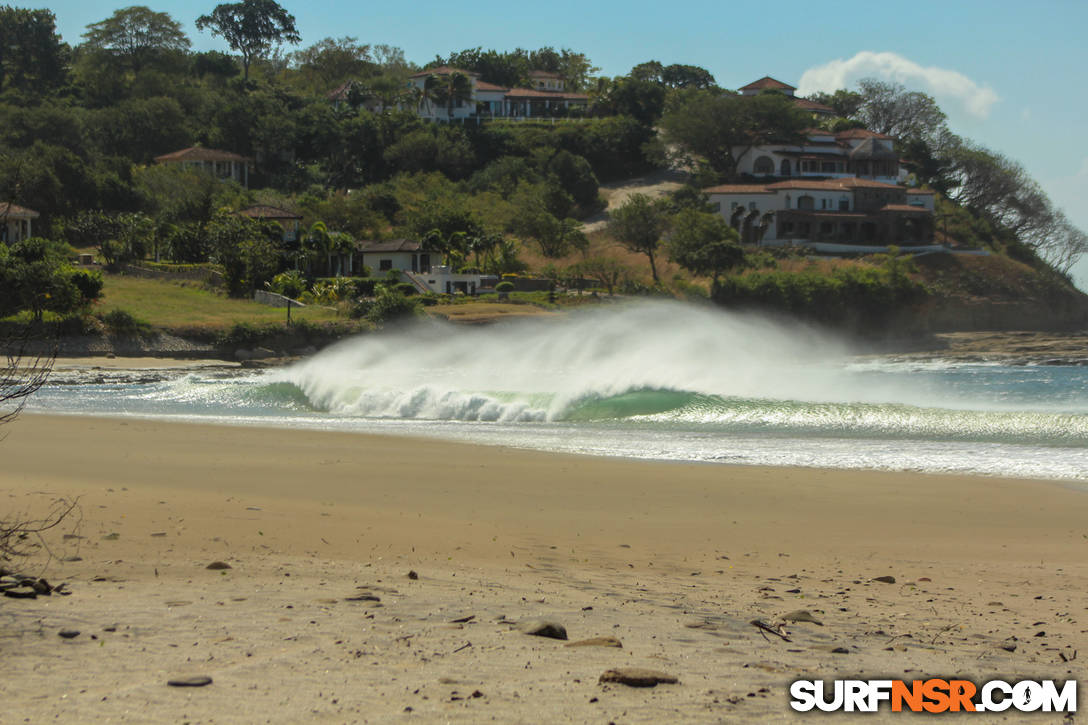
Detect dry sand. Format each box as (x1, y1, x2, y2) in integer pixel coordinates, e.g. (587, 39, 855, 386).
(2, 414, 1085, 722)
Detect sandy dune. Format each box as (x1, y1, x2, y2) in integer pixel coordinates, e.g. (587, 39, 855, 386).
(3, 414, 1085, 722)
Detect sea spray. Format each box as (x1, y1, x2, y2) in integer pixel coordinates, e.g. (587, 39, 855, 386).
(274, 301, 865, 420)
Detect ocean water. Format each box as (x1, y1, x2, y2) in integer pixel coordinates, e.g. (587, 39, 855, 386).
(26, 302, 1088, 482)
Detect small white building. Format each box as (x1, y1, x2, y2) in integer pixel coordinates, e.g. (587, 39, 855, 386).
(0, 202, 39, 244)
(356, 239, 435, 274)
(154, 147, 251, 188)
(236, 205, 303, 243)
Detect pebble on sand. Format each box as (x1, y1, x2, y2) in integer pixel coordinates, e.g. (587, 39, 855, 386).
(566, 636, 623, 648)
(599, 668, 679, 687)
(205, 561, 232, 570)
(167, 676, 213, 687)
(519, 620, 568, 640)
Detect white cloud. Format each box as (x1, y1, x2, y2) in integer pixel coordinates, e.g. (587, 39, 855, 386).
(797, 51, 1000, 120)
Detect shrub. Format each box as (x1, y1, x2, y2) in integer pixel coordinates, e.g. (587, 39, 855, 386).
(495, 281, 515, 292)
(267, 270, 306, 299)
(100, 309, 153, 338)
(366, 288, 422, 325)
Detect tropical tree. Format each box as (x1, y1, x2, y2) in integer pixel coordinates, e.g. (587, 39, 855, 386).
(607, 193, 670, 283)
(82, 6, 191, 72)
(661, 91, 808, 180)
(196, 0, 301, 82)
(432, 71, 473, 121)
(667, 209, 744, 289)
(0, 7, 67, 92)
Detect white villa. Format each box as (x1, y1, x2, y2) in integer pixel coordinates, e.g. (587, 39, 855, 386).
(330, 66, 590, 122)
(1, 203, 39, 244)
(408, 66, 590, 121)
(154, 147, 251, 188)
(705, 178, 936, 251)
(735, 127, 904, 184)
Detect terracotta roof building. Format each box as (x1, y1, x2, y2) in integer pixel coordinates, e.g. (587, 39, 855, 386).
(155, 147, 251, 188)
(236, 205, 302, 242)
(704, 177, 936, 250)
(1, 202, 39, 244)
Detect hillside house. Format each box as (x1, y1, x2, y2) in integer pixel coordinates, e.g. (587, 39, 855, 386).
(705, 178, 936, 251)
(235, 205, 302, 243)
(154, 147, 251, 188)
(0, 203, 39, 244)
(407, 66, 589, 121)
(735, 127, 904, 184)
(739, 76, 835, 116)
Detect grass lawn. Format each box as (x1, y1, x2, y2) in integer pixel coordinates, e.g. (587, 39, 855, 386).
(429, 302, 558, 323)
(98, 275, 342, 333)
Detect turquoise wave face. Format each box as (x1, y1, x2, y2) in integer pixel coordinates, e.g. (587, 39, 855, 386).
(557, 387, 1088, 447)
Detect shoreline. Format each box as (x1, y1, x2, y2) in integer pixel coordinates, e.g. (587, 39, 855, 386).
(4, 413, 1086, 722)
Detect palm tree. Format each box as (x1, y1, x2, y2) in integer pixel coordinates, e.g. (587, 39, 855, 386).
(756, 211, 775, 245)
(305, 221, 334, 276)
(434, 71, 473, 122)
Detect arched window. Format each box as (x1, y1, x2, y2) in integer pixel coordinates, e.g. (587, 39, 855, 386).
(797, 195, 815, 210)
(780, 159, 792, 176)
(753, 156, 774, 175)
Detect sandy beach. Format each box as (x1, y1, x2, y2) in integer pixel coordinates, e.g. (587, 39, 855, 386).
(3, 413, 1085, 722)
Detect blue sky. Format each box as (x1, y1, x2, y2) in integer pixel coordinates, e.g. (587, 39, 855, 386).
(45, 0, 1088, 287)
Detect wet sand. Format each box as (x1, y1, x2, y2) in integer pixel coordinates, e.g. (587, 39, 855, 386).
(3, 414, 1085, 722)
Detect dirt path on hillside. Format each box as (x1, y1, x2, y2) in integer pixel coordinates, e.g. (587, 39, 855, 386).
(581, 167, 691, 234)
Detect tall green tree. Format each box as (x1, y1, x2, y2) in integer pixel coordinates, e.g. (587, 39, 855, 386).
(661, 91, 808, 181)
(196, 0, 301, 82)
(607, 193, 670, 283)
(0, 238, 103, 321)
(0, 7, 67, 92)
(82, 6, 191, 72)
(290, 36, 374, 91)
(667, 209, 744, 289)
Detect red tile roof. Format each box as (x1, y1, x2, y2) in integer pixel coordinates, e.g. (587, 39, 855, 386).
(475, 80, 509, 92)
(740, 76, 796, 92)
(356, 239, 423, 253)
(767, 178, 903, 191)
(0, 202, 39, 218)
(836, 128, 893, 141)
(236, 205, 301, 220)
(409, 66, 477, 78)
(528, 70, 562, 79)
(906, 189, 935, 195)
(803, 127, 836, 136)
(793, 98, 835, 113)
(881, 204, 930, 213)
(155, 147, 249, 163)
(703, 184, 774, 194)
(504, 88, 588, 100)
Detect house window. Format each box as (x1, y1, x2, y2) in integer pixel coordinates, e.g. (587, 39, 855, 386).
(819, 222, 834, 235)
(797, 195, 814, 210)
(379, 259, 393, 271)
(821, 199, 828, 210)
(839, 198, 850, 211)
(753, 156, 775, 175)
(781, 221, 795, 235)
